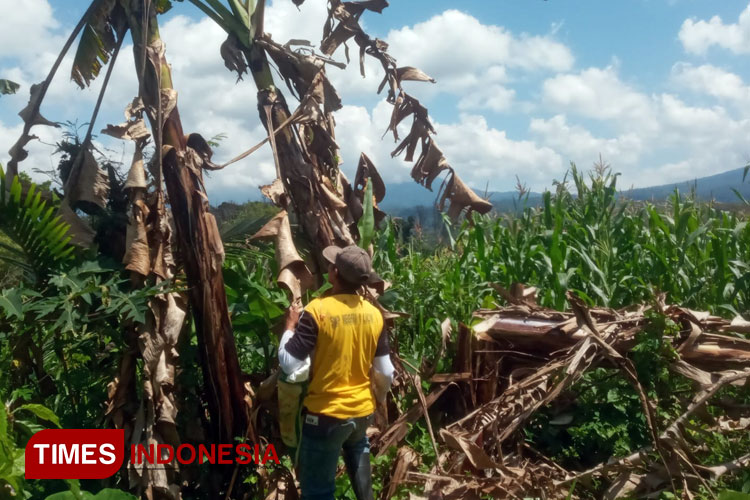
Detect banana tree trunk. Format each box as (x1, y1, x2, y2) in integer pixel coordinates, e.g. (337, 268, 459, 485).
(123, 1, 249, 446)
(244, 5, 349, 263)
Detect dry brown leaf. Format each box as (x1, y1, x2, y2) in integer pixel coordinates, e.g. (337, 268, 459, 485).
(439, 428, 499, 470)
(58, 200, 96, 247)
(438, 172, 493, 220)
(260, 36, 343, 111)
(186, 132, 222, 170)
(251, 211, 314, 303)
(64, 148, 110, 210)
(220, 33, 248, 77)
(260, 178, 289, 208)
(354, 153, 386, 203)
(375, 384, 451, 455)
(396, 66, 436, 84)
(384, 447, 418, 500)
(411, 139, 450, 191)
(124, 142, 148, 190)
(17, 82, 59, 128)
(101, 117, 150, 142)
(123, 196, 150, 276)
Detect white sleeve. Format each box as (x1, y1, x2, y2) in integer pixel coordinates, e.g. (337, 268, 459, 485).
(373, 354, 395, 378)
(278, 329, 307, 375)
(371, 354, 394, 404)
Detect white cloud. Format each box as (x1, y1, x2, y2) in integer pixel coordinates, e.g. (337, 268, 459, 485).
(671, 63, 750, 106)
(435, 114, 563, 189)
(0, 0, 62, 59)
(6, 0, 750, 201)
(385, 9, 573, 98)
(458, 84, 515, 113)
(679, 4, 750, 55)
(542, 66, 655, 129)
(537, 63, 750, 188)
(530, 115, 643, 166)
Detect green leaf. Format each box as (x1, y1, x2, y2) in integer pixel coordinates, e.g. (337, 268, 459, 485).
(358, 178, 375, 249)
(93, 489, 139, 500)
(155, 0, 174, 13)
(718, 491, 750, 500)
(0, 79, 20, 96)
(44, 492, 94, 500)
(0, 289, 24, 320)
(13, 404, 61, 428)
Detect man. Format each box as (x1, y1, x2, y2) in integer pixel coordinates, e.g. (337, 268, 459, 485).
(278, 245, 395, 500)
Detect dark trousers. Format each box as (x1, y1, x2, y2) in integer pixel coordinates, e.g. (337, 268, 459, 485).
(298, 412, 374, 500)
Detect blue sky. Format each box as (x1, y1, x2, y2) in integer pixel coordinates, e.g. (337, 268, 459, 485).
(3, 0, 750, 203)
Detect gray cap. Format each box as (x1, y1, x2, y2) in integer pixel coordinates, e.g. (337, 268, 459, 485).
(322, 245, 381, 286)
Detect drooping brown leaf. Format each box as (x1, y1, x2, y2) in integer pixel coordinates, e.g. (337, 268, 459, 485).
(123, 197, 150, 277)
(101, 117, 150, 142)
(259, 35, 344, 110)
(411, 139, 450, 191)
(125, 142, 148, 190)
(438, 172, 493, 220)
(17, 83, 59, 129)
(396, 66, 436, 84)
(186, 133, 222, 170)
(354, 153, 386, 203)
(251, 211, 314, 304)
(220, 33, 248, 78)
(260, 178, 289, 209)
(58, 201, 96, 247)
(321, 0, 389, 56)
(63, 148, 110, 210)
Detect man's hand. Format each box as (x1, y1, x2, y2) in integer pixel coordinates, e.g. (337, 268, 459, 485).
(284, 304, 301, 332)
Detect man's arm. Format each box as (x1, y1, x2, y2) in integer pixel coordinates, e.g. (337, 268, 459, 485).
(372, 327, 394, 403)
(278, 308, 318, 374)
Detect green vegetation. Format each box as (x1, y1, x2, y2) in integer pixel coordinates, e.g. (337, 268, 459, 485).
(1, 164, 749, 498)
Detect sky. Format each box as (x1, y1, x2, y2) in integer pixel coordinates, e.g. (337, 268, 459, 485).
(2, 0, 750, 203)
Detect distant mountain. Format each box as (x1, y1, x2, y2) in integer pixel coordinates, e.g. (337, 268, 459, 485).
(209, 167, 750, 219)
(380, 182, 540, 212)
(380, 167, 750, 214)
(621, 167, 750, 203)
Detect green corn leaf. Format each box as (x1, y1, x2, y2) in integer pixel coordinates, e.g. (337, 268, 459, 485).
(358, 177, 375, 249)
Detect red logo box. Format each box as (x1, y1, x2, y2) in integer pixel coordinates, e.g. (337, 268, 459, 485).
(25, 429, 124, 479)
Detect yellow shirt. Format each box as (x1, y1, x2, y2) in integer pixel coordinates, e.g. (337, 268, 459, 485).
(302, 295, 384, 419)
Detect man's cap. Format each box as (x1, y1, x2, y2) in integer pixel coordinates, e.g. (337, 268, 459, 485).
(323, 245, 381, 286)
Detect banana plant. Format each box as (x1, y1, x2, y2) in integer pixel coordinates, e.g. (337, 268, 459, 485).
(186, 0, 378, 271)
(3, 1, 253, 496)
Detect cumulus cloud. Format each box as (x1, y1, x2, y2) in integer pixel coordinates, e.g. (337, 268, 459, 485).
(542, 66, 656, 130)
(671, 63, 750, 107)
(0, 0, 62, 59)
(435, 114, 563, 189)
(536, 61, 750, 188)
(6, 0, 750, 200)
(529, 115, 643, 166)
(679, 4, 750, 55)
(385, 9, 573, 102)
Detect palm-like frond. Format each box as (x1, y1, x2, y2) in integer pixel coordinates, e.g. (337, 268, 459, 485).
(0, 166, 76, 280)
